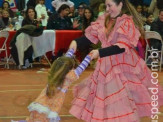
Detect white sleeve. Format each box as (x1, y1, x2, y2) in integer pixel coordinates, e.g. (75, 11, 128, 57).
(42, 6, 49, 19)
(35, 4, 42, 18)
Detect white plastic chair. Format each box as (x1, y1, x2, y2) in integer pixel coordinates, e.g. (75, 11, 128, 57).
(0, 31, 9, 69)
(145, 31, 163, 71)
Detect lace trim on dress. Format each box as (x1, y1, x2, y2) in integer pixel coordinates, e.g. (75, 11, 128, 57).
(28, 102, 60, 121)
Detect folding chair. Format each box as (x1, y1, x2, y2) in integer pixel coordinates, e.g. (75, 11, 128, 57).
(145, 31, 163, 71)
(0, 31, 9, 69)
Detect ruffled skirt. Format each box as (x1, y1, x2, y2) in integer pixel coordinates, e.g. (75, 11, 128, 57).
(69, 57, 163, 122)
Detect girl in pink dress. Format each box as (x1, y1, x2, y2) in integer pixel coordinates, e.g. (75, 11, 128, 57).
(68, 0, 163, 122)
(11, 49, 92, 122)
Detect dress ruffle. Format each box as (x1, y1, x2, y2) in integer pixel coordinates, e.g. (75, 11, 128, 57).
(70, 57, 163, 121)
(28, 102, 60, 122)
(25, 87, 66, 122)
(85, 13, 105, 45)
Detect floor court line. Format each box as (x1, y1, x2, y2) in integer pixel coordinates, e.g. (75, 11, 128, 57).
(0, 85, 44, 87)
(0, 89, 73, 93)
(0, 115, 74, 119)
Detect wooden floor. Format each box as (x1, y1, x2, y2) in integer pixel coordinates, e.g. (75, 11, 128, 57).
(0, 63, 163, 122)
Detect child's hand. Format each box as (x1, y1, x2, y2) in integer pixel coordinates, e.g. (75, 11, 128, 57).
(89, 49, 99, 60)
(41, 14, 45, 19)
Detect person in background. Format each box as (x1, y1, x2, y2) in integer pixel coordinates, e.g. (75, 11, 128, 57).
(22, 6, 41, 27)
(68, 6, 75, 20)
(73, 4, 86, 30)
(1, 1, 14, 18)
(35, 0, 48, 27)
(82, 7, 95, 32)
(136, 4, 146, 22)
(51, 0, 74, 12)
(148, 0, 163, 19)
(98, 3, 106, 17)
(150, 9, 163, 50)
(0, 9, 14, 29)
(47, 4, 79, 60)
(144, 13, 154, 31)
(47, 4, 74, 30)
(68, 0, 163, 121)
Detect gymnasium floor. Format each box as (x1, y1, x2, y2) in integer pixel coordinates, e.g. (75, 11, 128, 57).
(0, 63, 163, 122)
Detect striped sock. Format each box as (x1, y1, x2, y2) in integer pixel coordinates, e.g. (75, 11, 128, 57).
(75, 55, 91, 77)
(65, 48, 74, 58)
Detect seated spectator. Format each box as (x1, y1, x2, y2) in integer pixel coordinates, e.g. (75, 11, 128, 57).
(47, 4, 74, 30)
(51, 0, 74, 12)
(150, 9, 163, 50)
(82, 7, 95, 32)
(1, 1, 14, 18)
(73, 4, 86, 30)
(22, 6, 41, 27)
(35, 0, 48, 27)
(136, 4, 146, 22)
(10, 25, 44, 69)
(144, 13, 154, 31)
(68, 6, 75, 19)
(0, 9, 14, 29)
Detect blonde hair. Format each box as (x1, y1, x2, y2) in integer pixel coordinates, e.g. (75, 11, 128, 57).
(46, 56, 76, 97)
(2, 9, 9, 16)
(99, 3, 106, 12)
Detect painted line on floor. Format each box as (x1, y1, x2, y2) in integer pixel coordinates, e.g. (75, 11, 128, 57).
(0, 85, 44, 87)
(0, 89, 42, 93)
(0, 113, 163, 119)
(0, 115, 73, 119)
(0, 89, 73, 93)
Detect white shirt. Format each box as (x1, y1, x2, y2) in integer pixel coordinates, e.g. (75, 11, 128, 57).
(35, 4, 49, 26)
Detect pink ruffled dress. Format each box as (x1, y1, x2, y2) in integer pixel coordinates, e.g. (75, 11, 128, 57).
(69, 14, 163, 122)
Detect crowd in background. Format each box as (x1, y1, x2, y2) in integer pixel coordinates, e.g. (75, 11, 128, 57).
(0, 0, 163, 68)
(0, 0, 162, 32)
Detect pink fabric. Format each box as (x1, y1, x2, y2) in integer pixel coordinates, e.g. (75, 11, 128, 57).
(70, 14, 163, 122)
(137, 40, 145, 59)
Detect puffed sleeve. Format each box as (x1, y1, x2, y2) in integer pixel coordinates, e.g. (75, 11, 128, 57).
(84, 21, 100, 44)
(114, 18, 141, 53)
